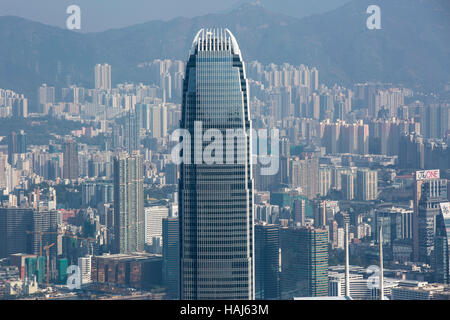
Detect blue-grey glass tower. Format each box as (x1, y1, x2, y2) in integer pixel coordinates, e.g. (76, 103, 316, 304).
(179, 29, 254, 299)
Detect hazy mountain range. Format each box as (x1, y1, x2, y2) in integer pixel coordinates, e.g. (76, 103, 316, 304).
(0, 0, 448, 107)
(230, 0, 350, 18)
(0, 0, 351, 32)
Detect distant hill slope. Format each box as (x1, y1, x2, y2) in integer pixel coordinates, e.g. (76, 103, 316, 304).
(230, 0, 351, 18)
(0, 0, 448, 107)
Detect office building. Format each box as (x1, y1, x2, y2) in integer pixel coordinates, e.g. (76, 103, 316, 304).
(255, 224, 280, 300)
(413, 173, 448, 263)
(125, 111, 140, 153)
(162, 217, 180, 299)
(0, 208, 33, 258)
(280, 226, 328, 299)
(434, 203, 450, 284)
(293, 199, 306, 227)
(374, 207, 413, 247)
(179, 29, 254, 299)
(0, 208, 58, 259)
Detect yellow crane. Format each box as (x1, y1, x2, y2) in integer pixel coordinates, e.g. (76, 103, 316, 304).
(43, 243, 55, 287)
(26, 231, 61, 257)
(67, 235, 96, 255)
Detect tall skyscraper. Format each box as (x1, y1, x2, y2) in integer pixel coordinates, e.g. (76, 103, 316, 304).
(255, 224, 280, 300)
(95, 64, 111, 90)
(280, 226, 328, 299)
(413, 174, 448, 263)
(125, 111, 139, 153)
(179, 29, 254, 299)
(63, 140, 79, 180)
(434, 203, 450, 284)
(162, 217, 180, 299)
(113, 151, 144, 254)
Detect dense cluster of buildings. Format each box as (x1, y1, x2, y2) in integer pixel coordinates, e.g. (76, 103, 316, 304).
(0, 28, 449, 300)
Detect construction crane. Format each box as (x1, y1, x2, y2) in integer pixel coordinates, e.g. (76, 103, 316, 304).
(26, 231, 61, 257)
(63, 234, 96, 256)
(74, 235, 96, 256)
(44, 243, 55, 287)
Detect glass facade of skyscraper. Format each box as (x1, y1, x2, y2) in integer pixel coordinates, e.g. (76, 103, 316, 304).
(179, 29, 254, 300)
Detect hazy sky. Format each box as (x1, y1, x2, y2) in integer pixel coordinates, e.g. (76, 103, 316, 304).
(0, 0, 350, 32)
(0, 0, 240, 32)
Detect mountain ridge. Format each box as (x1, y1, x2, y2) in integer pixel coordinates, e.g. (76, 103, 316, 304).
(0, 0, 448, 107)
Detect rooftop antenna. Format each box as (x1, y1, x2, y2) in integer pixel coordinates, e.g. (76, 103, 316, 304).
(379, 224, 384, 301)
(345, 222, 350, 297)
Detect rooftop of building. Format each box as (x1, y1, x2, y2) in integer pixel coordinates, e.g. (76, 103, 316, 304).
(294, 296, 353, 300)
(94, 252, 162, 262)
(190, 28, 242, 59)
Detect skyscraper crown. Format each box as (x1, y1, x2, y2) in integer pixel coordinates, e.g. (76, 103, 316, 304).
(190, 28, 242, 58)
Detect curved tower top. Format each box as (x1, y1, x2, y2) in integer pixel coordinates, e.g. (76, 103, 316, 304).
(189, 28, 243, 60)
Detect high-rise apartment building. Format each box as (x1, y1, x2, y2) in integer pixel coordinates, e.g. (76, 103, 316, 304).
(144, 205, 169, 252)
(63, 140, 79, 180)
(95, 64, 111, 91)
(179, 29, 254, 299)
(8, 130, 27, 165)
(341, 173, 355, 200)
(356, 169, 378, 201)
(78, 255, 92, 284)
(38, 84, 55, 105)
(113, 151, 144, 254)
(12, 95, 28, 118)
(291, 153, 319, 200)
